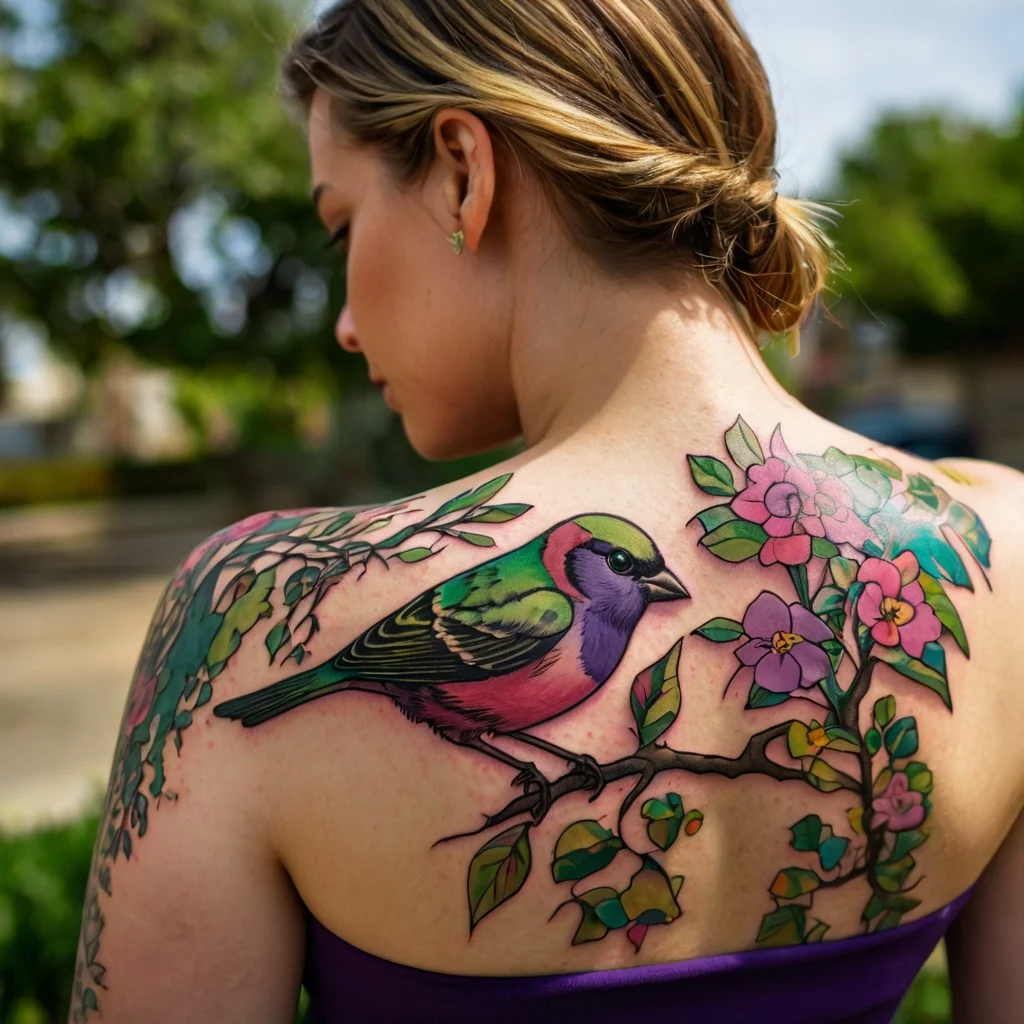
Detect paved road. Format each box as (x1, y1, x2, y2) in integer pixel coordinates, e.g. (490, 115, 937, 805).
(0, 574, 169, 830)
(0, 495, 235, 831)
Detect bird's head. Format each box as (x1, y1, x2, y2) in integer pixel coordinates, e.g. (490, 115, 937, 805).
(542, 514, 689, 618)
(570, 513, 689, 603)
(539, 514, 689, 684)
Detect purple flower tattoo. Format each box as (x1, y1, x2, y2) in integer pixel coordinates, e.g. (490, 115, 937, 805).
(735, 592, 834, 693)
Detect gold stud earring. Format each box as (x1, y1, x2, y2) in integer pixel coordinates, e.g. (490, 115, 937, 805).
(448, 229, 464, 255)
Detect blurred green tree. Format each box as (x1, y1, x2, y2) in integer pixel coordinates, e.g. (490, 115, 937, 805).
(0, 0, 355, 384)
(0, 0, 513, 498)
(827, 101, 1024, 355)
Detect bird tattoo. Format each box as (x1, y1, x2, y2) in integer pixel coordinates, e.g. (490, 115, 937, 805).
(214, 513, 689, 822)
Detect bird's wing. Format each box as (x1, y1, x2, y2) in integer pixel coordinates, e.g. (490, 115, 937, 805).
(435, 584, 574, 674)
(331, 557, 573, 685)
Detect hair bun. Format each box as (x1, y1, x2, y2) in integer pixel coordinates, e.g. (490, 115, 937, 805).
(723, 190, 836, 341)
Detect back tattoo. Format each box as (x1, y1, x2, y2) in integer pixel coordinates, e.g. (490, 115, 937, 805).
(72, 419, 991, 1019)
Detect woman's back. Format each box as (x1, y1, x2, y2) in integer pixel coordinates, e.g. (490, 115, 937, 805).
(245, 412, 1022, 978)
(69, 373, 1024, 1024)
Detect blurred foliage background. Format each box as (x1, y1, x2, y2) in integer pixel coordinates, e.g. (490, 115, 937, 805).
(0, 0, 508, 512)
(1, 0, 1020, 1019)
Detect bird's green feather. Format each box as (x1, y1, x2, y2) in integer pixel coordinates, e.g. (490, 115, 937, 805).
(327, 534, 573, 682)
(445, 589, 572, 636)
(436, 534, 555, 610)
(572, 514, 658, 564)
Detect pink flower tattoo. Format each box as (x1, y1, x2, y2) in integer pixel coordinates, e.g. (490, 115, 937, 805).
(856, 551, 942, 658)
(871, 771, 926, 832)
(731, 449, 877, 567)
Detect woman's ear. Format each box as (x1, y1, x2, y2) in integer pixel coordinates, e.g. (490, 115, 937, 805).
(432, 107, 496, 255)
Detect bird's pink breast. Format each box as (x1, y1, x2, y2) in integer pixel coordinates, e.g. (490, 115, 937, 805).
(411, 618, 597, 741)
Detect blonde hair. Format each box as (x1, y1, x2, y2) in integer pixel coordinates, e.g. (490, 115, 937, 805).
(282, 0, 837, 351)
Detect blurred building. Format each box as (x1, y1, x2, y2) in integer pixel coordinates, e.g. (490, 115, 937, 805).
(794, 313, 1022, 469)
(0, 326, 191, 463)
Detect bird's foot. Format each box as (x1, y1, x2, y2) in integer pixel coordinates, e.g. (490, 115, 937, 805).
(511, 762, 553, 825)
(568, 752, 607, 802)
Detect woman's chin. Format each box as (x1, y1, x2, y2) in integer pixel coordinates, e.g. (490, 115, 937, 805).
(404, 416, 521, 462)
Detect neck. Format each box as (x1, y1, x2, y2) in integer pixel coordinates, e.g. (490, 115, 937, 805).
(506, 262, 801, 457)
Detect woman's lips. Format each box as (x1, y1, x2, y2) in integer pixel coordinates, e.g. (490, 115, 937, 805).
(368, 375, 396, 409)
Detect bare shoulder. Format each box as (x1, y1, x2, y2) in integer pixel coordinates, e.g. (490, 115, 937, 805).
(69, 468, 542, 1020)
(129, 472, 533, 759)
(932, 455, 1024, 492)
(932, 456, 1024, 545)
(930, 456, 1024, 587)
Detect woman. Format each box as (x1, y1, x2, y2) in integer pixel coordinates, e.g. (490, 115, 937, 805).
(71, 2, 1022, 1022)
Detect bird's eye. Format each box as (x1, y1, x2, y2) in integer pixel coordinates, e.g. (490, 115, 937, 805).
(607, 549, 633, 574)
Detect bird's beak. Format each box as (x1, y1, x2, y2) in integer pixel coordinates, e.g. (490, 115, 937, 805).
(643, 568, 690, 602)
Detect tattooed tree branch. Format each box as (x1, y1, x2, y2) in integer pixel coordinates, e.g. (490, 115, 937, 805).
(454, 419, 986, 953)
(840, 655, 878, 733)
(436, 719, 850, 846)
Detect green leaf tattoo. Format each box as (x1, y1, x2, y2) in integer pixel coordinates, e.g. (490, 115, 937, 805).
(686, 416, 990, 945)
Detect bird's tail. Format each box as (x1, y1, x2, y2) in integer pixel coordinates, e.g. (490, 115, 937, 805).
(212, 662, 352, 727)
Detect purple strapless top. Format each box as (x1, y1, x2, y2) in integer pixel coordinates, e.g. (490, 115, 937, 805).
(301, 886, 971, 1023)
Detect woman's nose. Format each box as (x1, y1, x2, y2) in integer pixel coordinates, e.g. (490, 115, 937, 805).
(335, 305, 361, 353)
